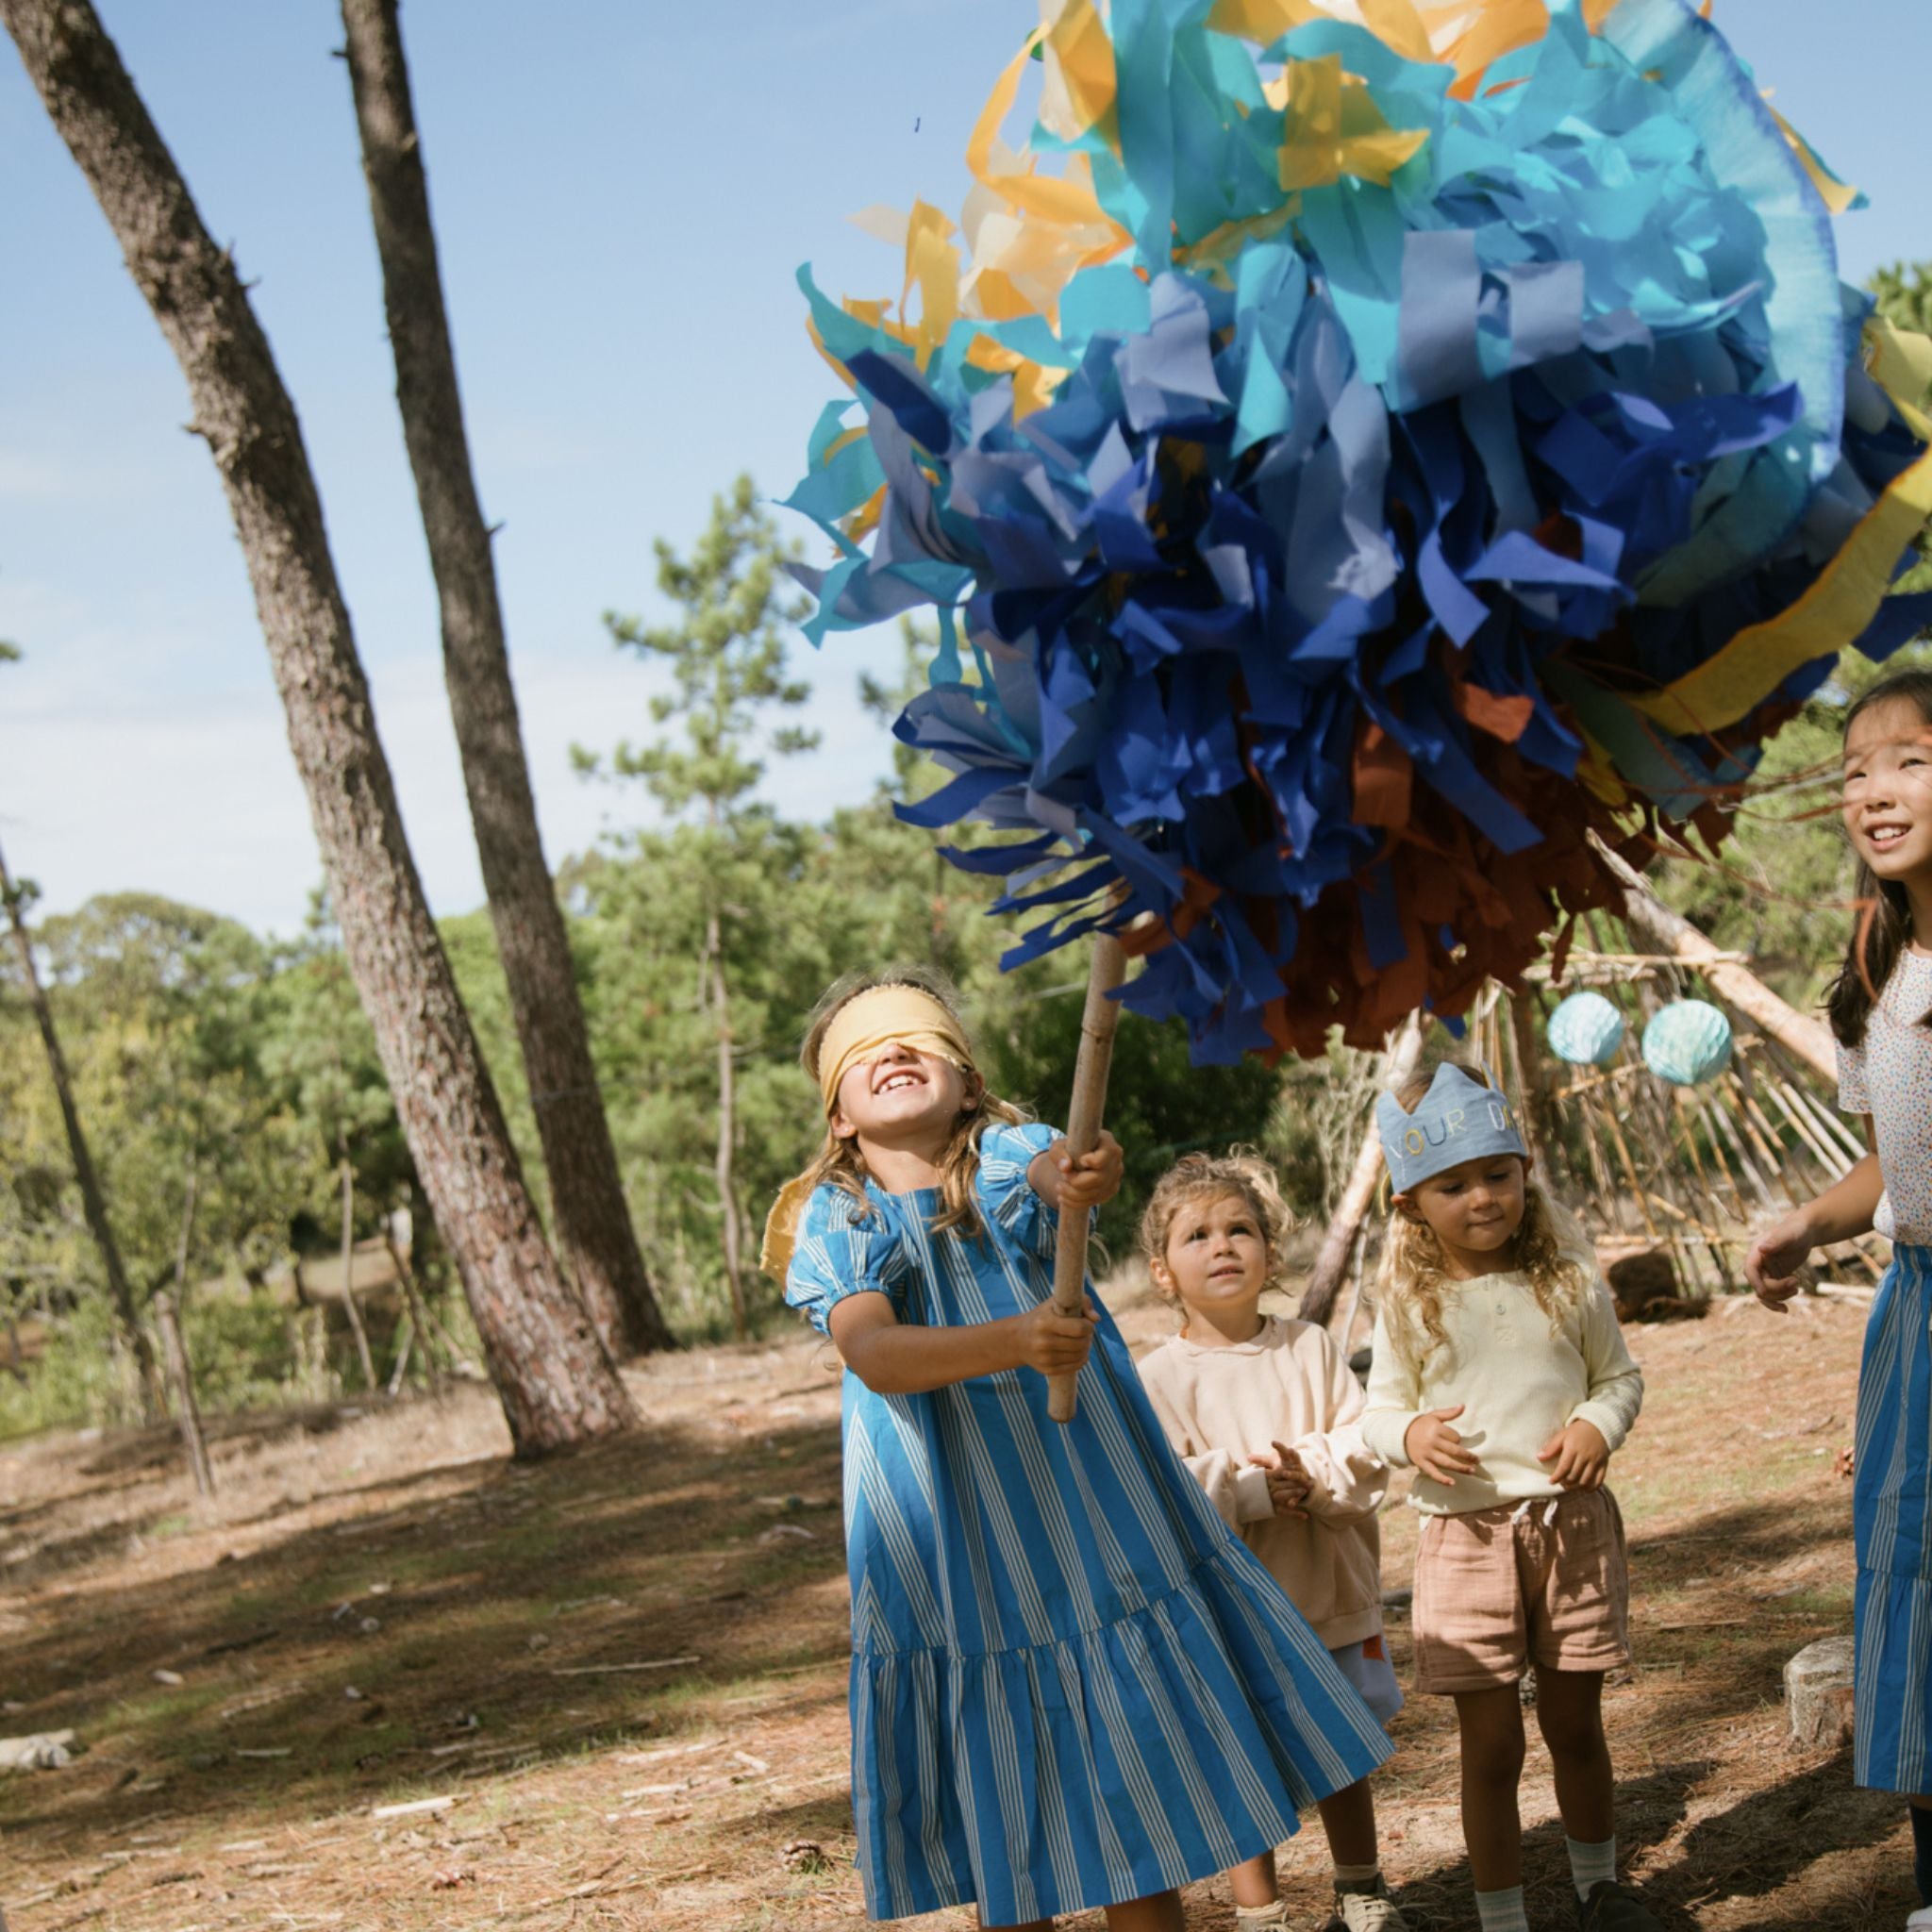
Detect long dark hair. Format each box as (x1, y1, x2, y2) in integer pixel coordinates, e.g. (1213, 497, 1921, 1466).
(1826, 668, 1932, 1049)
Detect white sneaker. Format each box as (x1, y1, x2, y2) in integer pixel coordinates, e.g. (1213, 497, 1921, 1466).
(1330, 1884, 1409, 1932)
(1904, 1907, 1932, 1929)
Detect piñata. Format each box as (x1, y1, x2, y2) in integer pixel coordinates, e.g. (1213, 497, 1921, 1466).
(788, 0, 1932, 1062)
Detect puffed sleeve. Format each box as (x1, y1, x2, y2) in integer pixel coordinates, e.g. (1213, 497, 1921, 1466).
(783, 1185, 909, 1338)
(974, 1121, 1061, 1257)
(1838, 1037, 1870, 1116)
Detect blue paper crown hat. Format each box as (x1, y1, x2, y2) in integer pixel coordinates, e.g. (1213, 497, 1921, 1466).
(1376, 1063, 1529, 1195)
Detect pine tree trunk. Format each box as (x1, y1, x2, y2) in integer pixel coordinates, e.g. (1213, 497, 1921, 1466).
(1299, 1012, 1426, 1329)
(337, 0, 671, 1360)
(1505, 988, 1560, 1180)
(0, 0, 635, 1455)
(336, 1148, 377, 1391)
(710, 924, 746, 1341)
(0, 838, 165, 1422)
(158, 1164, 214, 1497)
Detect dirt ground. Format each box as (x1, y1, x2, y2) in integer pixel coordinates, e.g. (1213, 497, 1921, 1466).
(0, 1282, 1911, 1932)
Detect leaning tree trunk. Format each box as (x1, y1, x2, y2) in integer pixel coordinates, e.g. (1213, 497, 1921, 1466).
(156, 1162, 214, 1497)
(0, 0, 634, 1455)
(708, 918, 747, 1341)
(1299, 1012, 1427, 1329)
(1597, 842, 1839, 1081)
(337, 0, 671, 1359)
(0, 837, 165, 1422)
(336, 1146, 378, 1391)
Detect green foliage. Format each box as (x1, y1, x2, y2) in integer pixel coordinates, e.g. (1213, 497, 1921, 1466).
(585, 475, 818, 819)
(979, 977, 1280, 1255)
(17, 893, 313, 1297)
(0, 1295, 128, 1441)
(1872, 260, 1932, 339)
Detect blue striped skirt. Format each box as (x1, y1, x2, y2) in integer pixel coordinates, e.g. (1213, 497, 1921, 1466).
(850, 1533, 1391, 1924)
(1854, 1243, 1932, 1794)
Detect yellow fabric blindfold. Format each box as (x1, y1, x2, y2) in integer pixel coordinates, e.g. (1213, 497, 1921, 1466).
(759, 986, 976, 1284)
(813, 984, 974, 1113)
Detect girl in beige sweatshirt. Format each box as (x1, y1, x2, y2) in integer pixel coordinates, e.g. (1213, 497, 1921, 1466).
(1138, 1153, 1406, 1932)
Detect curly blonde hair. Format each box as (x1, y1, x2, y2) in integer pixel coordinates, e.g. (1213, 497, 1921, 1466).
(795, 965, 1027, 1241)
(1139, 1150, 1298, 1324)
(1379, 1062, 1591, 1357)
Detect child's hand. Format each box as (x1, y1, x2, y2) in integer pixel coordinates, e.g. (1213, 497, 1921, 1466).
(1538, 1418, 1610, 1491)
(1405, 1406, 1478, 1486)
(1746, 1211, 1815, 1313)
(1833, 1443, 1855, 1482)
(1054, 1132, 1124, 1211)
(1012, 1298, 1099, 1377)
(1250, 1442, 1313, 1519)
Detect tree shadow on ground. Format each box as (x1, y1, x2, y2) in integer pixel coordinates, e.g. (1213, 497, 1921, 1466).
(1381, 1761, 1709, 1931)
(1655, 1748, 1908, 1922)
(0, 1408, 853, 1858)
(71, 1395, 413, 1479)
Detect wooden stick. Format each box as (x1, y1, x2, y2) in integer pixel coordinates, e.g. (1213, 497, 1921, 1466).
(1300, 1011, 1426, 1329)
(1048, 934, 1129, 1425)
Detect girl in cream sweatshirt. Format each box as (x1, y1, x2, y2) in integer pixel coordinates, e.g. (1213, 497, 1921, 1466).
(1138, 1153, 1406, 1932)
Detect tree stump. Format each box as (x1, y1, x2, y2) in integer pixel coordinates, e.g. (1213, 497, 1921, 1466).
(1785, 1634, 1857, 1750)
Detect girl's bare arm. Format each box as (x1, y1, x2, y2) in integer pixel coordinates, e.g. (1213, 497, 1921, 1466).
(1746, 1120, 1881, 1309)
(828, 1290, 1097, 1395)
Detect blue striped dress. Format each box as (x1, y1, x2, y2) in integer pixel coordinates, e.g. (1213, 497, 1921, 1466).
(1840, 950, 1932, 1795)
(1853, 1243, 1932, 1794)
(785, 1123, 1391, 1924)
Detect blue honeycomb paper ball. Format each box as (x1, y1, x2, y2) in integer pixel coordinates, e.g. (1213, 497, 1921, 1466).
(1546, 991, 1625, 1068)
(1642, 1000, 1733, 1087)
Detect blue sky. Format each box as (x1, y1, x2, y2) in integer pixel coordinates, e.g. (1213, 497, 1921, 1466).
(3, 0, 1928, 935)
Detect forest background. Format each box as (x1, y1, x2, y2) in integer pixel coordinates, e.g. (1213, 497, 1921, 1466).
(2, 0, 1930, 1444)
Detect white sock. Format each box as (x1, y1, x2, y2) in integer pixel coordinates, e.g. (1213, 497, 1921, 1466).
(1474, 1885, 1530, 1932)
(1567, 1835, 1618, 1900)
(1333, 1860, 1382, 1889)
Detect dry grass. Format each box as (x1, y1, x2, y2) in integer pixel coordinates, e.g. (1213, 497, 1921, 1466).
(0, 1288, 1911, 1930)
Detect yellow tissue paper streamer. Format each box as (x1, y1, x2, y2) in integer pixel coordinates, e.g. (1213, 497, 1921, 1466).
(1276, 54, 1430, 190)
(1869, 317, 1932, 440)
(1039, 0, 1120, 146)
(1437, 0, 1550, 97)
(958, 29, 1132, 328)
(901, 200, 961, 363)
(1635, 361, 1932, 741)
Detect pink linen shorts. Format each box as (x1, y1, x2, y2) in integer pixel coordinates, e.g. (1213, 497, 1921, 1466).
(1411, 1489, 1630, 1694)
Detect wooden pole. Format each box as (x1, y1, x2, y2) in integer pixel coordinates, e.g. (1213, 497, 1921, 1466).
(0, 841, 166, 1422)
(1047, 935, 1128, 1426)
(158, 1163, 213, 1498)
(1506, 989, 1562, 1181)
(337, 1150, 378, 1391)
(383, 1225, 451, 1394)
(1299, 1013, 1427, 1329)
